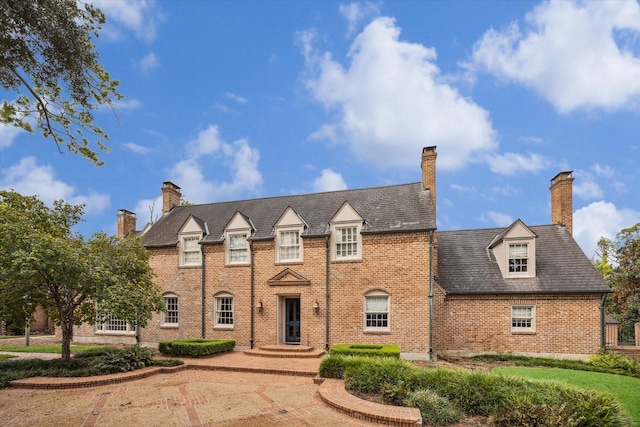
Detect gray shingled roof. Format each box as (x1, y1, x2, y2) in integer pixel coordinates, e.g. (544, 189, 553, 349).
(142, 182, 435, 247)
(437, 224, 611, 295)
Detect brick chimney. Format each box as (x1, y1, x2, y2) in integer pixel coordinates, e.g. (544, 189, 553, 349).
(421, 146, 437, 215)
(117, 209, 137, 238)
(162, 181, 181, 214)
(550, 171, 574, 234)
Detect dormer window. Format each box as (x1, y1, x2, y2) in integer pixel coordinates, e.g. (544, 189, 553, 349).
(274, 207, 305, 264)
(330, 202, 363, 261)
(508, 244, 528, 273)
(225, 212, 253, 265)
(229, 233, 249, 263)
(178, 215, 206, 267)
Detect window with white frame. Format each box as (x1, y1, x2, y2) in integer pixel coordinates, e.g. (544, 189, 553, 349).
(181, 235, 201, 266)
(364, 290, 389, 330)
(508, 243, 528, 273)
(228, 233, 249, 264)
(278, 229, 301, 262)
(96, 313, 132, 333)
(214, 293, 234, 327)
(161, 294, 178, 326)
(336, 226, 359, 259)
(511, 306, 535, 332)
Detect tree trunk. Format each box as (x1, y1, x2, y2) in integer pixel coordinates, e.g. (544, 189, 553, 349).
(60, 317, 73, 360)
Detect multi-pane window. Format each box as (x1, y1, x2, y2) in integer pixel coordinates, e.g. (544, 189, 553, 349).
(508, 244, 528, 273)
(229, 234, 248, 263)
(336, 227, 358, 258)
(279, 230, 300, 261)
(96, 314, 131, 332)
(365, 291, 389, 329)
(161, 295, 178, 326)
(512, 306, 534, 331)
(215, 294, 234, 327)
(181, 236, 201, 266)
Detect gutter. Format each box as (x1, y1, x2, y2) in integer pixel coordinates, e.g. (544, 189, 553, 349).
(325, 236, 330, 352)
(429, 230, 434, 362)
(201, 246, 206, 338)
(250, 240, 255, 349)
(600, 294, 607, 349)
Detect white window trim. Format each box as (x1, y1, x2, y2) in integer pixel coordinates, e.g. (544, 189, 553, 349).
(214, 292, 234, 329)
(180, 233, 202, 267)
(226, 232, 250, 265)
(364, 290, 390, 332)
(95, 313, 134, 335)
(332, 223, 362, 261)
(506, 240, 535, 278)
(161, 293, 179, 327)
(511, 305, 536, 333)
(276, 227, 303, 263)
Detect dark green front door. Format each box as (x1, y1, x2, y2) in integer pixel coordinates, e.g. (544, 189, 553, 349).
(285, 298, 301, 344)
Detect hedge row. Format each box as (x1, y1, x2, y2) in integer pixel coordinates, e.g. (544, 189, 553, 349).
(329, 343, 400, 358)
(158, 339, 235, 357)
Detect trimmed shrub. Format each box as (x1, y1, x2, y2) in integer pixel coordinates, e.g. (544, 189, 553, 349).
(343, 357, 414, 397)
(91, 346, 154, 374)
(404, 389, 462, 426)
(319, 355, 373, 379)
(329, 343, 400, 358)
(158, 338, 235, 357)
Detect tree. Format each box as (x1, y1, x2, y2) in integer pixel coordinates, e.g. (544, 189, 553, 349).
(0, 191, 164, 360)
(598, 223, 640, 344)
(0, 0, 122, 166)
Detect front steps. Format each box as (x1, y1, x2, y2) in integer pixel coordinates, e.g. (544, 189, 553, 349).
(244, 344, 326, 359)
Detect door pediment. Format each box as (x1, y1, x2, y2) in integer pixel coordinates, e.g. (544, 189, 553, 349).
(268, 268, 311, 286)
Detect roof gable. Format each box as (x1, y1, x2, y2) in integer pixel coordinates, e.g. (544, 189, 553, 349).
(274, 207, 306, 229)
(179, 215, 206, 235)
(330, 202, 363, 224)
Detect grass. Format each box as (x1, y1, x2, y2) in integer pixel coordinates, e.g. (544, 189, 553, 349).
(0, 354, 15, 361)
(495, 366, 640, 427)
(0, 344, 101, 353)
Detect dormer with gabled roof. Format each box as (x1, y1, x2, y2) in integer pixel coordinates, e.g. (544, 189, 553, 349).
(178, 215, 207, 267)
(274, 207, 307, 264)
(224, 212, 254, 265)
(488, 219, 537, 279)
(330, 202, 364, 261)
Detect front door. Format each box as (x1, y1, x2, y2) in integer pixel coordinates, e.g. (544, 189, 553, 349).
(284, 298, 301, 344)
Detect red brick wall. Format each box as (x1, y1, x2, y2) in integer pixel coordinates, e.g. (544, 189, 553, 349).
(433, 293, 603, 355)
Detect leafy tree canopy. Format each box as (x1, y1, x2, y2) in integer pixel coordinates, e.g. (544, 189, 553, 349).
(0, 0, 122, 166)
(0, 191, 164, 359)
(598, 223, 640, 342)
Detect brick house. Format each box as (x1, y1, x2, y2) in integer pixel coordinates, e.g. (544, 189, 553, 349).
(73, 147, 610, 359)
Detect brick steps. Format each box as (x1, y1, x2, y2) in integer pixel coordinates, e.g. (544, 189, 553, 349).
(318, 378, 422, 427)
(244, 344, 326, 359)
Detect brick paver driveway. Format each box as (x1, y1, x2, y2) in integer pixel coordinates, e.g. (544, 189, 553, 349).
(0, 369, 378, 427)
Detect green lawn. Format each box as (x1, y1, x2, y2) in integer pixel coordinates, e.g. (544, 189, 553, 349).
(494, 367, 640, 427)
(0, 344, 101, 353)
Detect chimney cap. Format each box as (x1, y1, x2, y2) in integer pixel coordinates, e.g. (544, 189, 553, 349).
(422, 146, 437, 154)
(550, 171, 574, 185)
(118, 209, 135, 216)
(162, 181, 181, 190)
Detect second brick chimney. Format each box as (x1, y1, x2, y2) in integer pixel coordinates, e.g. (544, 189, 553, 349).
(117, 209, 137, 238)
(550, 171, 574, 234)
(162, 181, 182, 214)
(421, 146, 437, 217)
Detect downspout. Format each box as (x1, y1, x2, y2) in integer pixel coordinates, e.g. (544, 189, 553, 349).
(250, 241, 255, 349)
(429, 230, 434, 362)
(600, 294, 607, 350)
(325, 235, 330, 353)
(201, 246, 206, 338)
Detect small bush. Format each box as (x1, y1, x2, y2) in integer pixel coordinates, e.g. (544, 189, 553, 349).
(590, 350, 640, 377)
(158, 338, 235, 357)
(344, 357, 414, 397)
(151, 358, 184, 367)
(329, 343, 400, 358)
(404, 389, 462, 426)
(91, 346, 155, 374)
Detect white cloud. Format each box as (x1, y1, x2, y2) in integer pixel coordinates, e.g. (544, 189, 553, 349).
(225, 92, 248, 104)
(450, 184, 476, 193)
(301, 17, 497, 171)
(481, 211, 514, 227)
(0, 122, 24, 149)
(0, 157, 110, 215)
(592, 163, 614, 178)
(92, 0, 163, 42)
(574, 201, 640, 258)
(485, 152, 549, 175)
(137, 52, 160, 73)
(312, 169, 348, 192)
(470, 0, 640, 113)
(166, 125, 263, 203)
(339, 2, 381, 38)
(112, 99, 143, 111)
(122, 142, 152, 154)
(573, 179, 604, 200)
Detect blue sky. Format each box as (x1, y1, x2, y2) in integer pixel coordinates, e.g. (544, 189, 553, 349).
(2, 0, 640, 259)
